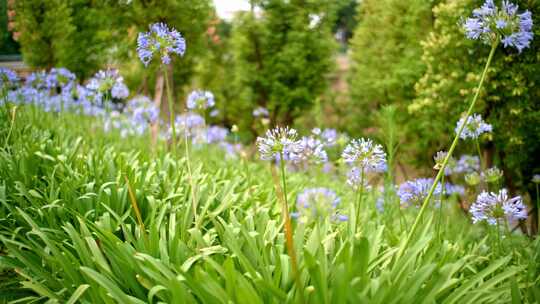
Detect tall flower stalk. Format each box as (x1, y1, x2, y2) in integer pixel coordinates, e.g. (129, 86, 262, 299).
(403, 0, 534, 252)
(137, 22, 186, 151)
(257, 127, 304, 302)
(342, 138, 386, 229)
(402, 41, 498, 253)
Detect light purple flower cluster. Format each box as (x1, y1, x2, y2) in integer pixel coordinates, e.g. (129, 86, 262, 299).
(186, 90, 215, 110)
(137, 22, 186, 66)
(342, 138, 387, 173)
(6, 69, 105, 116)
(172, 112, 206, 138)
(398, 178, 441, 207)
(312, 128, 338, 147)
(464, 0, 533, 52)
(292, 188, 348, 222)
(456, 114, 492, 140)
(206, 126, 229, 144)
(256, 127, 303, 163)
(253, 106, 269, 117)
(1, 68, 19, 90)
(47, 68, 76, 93)
(87, 69, 129, 101)
(533, 174, 540, 184)
(470, 188, 527, 225)
(296, 136, 328, 164)
(103, 96, 160, 137)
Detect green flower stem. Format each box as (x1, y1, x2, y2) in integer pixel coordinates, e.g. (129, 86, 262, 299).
(400, 41, 498, 257)
(4, 105, 17, 148)
(536, 184, 540, 231)
(186, 128, 198, 225)
(436, 175, 445, 242)
(475, 138, 484, 171)
(355, 167, 366, 231)
(496, 219, 502, 255)
(278, 154, 304, 304)
(163, 66, 176, 152)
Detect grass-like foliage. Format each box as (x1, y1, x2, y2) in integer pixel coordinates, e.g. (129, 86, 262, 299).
(0, 105, 538, 303)
(1, 1, 539, 303)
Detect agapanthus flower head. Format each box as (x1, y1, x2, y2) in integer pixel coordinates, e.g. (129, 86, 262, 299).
(0, 67, 19, 89)
(137, 22, 186, 66)
(321, 129, 338, 146)
(456, 114, 492, 140)
(533, 174, 540, 184)
(111, 82, 129, 99)
(256, 126, 303, 163)
(253, 106, 269, 117)
(292, 188, 347, 223)
(46, 68, 76, 91)
(186, 90, 215, 110)
(87, 69, 129, 101)
(482, 166, 504, 183)
(342, 138, 386, 173)
(451, 154, 481, 175)
(296, 136, 328, 164)
(464, 0, 533, 52)
(470, 188, 527, 225)
(125, 96, 160, 125)
(173, 112, 205, 137)
(25, 71, 49, 90)
(397, 178, 441, 207)
(206, 126, 229, 144)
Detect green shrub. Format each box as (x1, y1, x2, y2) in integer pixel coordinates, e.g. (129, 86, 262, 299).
(13, 0, 114, 78)
(228, 0, 337, 128)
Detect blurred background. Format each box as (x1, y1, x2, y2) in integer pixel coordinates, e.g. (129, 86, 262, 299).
(0, 0, 539, 200)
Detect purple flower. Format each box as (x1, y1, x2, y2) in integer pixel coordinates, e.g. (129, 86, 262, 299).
(173, 112, 205, 137)
(46, 68, 76, 92)
(87, 69, 129, 102)
(455, 114, 492, 140)
(0, 68, 19, 89)
(464, 0, 533, 52)
(292, 188, 347, 223)
(111, 83, 129, 99)
(470, 189, 527, 225)
(533, 174, 540, 184)
(253, 106, 269, 117)
(25, 71, 49, 90)
(342, 138, 386, 173)
(125, 96, 160, 124)
(137, 22, 186, 66)
(296, 136, 328, 164)
(206, 126, 229, 143)
(186, 90, 215, 110)
(256, 126, 303, 163)
(397, 178, 441, 207)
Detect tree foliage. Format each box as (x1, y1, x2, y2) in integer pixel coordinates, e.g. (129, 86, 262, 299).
(229, 0, 337, 127)
(348, 0, 435, 131)
(13, 0, 114, 78)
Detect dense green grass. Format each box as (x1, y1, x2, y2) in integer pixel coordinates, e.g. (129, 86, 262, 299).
(0, 105, 539, 303)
